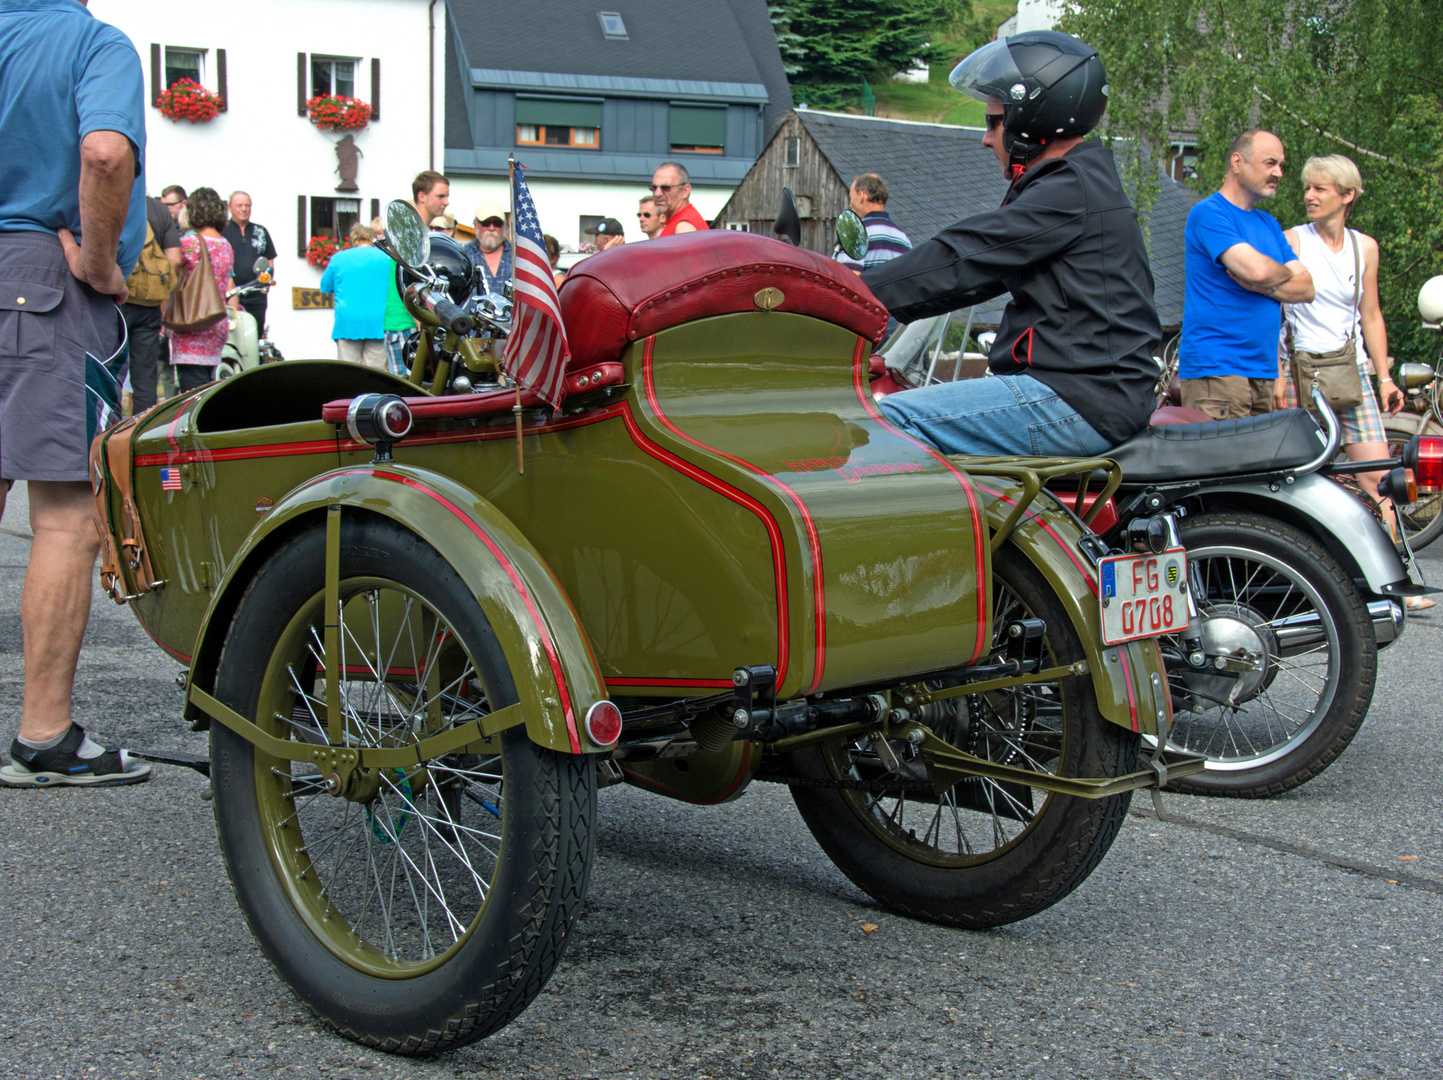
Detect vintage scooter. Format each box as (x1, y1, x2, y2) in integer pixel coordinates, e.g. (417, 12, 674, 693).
(217, 258, 283, 381)
(89, 201, 1203, 1055)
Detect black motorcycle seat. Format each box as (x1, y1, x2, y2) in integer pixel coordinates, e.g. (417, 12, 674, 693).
(1108, 408, 1327, 483)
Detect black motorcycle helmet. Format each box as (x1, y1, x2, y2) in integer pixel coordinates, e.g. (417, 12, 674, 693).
(950, 30, 1107, 175)
(395, 231, 477, 305)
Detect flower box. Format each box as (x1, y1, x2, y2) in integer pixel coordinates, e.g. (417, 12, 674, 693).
(307, 95, 372, 133)
(306, 235, 351, 269)
(157, 78, 223, 124)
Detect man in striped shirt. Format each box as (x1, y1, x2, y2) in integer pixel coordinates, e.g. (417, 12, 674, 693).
(836, 173, 911, 271)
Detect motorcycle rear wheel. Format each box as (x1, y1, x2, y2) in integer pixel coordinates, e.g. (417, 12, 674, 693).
(211, 516, 595, 1054)
(1162, 512, 1375, 797)
(787, 546, 1139, 929)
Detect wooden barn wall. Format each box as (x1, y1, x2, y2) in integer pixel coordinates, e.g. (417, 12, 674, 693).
(713, 112, 850, 253)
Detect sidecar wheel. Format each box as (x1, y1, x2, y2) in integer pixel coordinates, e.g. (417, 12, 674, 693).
(1161, 512, 1374, 798)
(210, 516, 595, 1055)
(787, 545, 1139, 929)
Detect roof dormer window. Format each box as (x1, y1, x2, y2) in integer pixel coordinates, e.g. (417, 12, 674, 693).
(598, 12, 628, 39)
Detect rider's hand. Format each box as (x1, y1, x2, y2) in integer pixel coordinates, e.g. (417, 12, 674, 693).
(1379, 378, 1404, 416)
(58, 227, 128, 304)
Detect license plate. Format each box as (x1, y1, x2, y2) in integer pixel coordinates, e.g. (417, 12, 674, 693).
(1098, 548, 1189, 645)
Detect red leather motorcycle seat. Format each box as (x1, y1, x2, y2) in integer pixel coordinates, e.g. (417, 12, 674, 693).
(559, 232, 890, 368)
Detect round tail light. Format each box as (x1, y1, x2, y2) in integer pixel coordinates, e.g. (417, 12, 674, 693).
(346, 393, 413, 447)
(583, 700, 622, 747)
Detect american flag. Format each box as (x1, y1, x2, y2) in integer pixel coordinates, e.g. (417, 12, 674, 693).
(501, 164, 571, 411)
(160, 467, 182, 491)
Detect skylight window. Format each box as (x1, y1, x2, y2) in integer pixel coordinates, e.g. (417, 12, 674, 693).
(599, 11, 628, 39)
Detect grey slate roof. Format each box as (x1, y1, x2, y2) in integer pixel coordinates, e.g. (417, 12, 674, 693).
(447, 0, 793, 135)
(796, 109, 1198, 327)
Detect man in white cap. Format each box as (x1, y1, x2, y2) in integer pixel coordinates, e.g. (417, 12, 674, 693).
(462, 199, 512, 293)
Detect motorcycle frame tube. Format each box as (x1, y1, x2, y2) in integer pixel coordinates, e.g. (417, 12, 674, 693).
(181, 464, 609, 755)
(977, 488, 1170, 736)
(1184, 472, 1409, 596)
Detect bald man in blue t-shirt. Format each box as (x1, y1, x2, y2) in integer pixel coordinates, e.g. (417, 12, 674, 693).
(1179, 129, 1316, 420)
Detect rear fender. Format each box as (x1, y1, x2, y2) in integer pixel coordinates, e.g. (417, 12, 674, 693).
(1197, 473, 1409, 595)
(983, 493, 1169, 737)
(184, 464, 607, 754)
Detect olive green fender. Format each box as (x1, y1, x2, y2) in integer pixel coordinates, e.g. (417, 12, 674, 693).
(982, 492, 1171, 738)
(182, 463, 609, 754)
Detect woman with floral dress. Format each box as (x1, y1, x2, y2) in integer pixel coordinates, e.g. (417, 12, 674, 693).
(168, 187, 238, 392)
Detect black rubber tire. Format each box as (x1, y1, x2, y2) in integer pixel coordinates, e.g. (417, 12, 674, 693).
(787, 545, 1140, 929)
(1165, 512, 1375, 798)
(1386, 419, 1443, 551)
(211, 516, 595, 1055)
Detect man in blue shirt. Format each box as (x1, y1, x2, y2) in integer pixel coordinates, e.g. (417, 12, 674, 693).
(0, 0, 152, 788)
(1179, 129, 1314, 419)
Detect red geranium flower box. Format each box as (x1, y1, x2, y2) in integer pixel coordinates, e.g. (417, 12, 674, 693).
(306, 235, 351, 269)
(157, 78, 223, 124)
(307, 95, 372, 132)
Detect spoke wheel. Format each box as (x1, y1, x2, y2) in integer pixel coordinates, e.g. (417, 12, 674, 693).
(1161, 512, 1375, 797)
(1386, 419, 1443, 550)
(787, 545, 1138, 929)
(212, 516, 594, 1054)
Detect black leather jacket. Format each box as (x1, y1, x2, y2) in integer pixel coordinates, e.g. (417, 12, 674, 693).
(862, 140, 1161, 444)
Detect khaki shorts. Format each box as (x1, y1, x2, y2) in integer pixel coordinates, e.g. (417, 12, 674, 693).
(1180, 375, 1275, 421)
(337, 338, 387, 370)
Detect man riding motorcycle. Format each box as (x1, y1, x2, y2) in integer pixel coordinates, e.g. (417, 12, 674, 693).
(862, 31, 1161, 456)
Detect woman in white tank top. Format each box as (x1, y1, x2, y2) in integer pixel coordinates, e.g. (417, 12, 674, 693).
(1273, 155, 1423, 605)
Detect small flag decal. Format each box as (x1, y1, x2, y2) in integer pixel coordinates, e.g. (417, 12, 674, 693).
(160, 467, 182, 491)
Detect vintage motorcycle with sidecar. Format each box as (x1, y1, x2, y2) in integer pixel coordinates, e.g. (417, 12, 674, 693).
(90, 202, 1202, 1055)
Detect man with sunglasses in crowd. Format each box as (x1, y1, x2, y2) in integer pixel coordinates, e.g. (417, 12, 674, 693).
(637, 195, 665, 240)
(463, 200, 513, 293)
(861, 31, 1160, 459)
(651, 162, 709, 236)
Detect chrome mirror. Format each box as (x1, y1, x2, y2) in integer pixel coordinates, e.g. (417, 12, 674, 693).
(383, 199, 431, 269)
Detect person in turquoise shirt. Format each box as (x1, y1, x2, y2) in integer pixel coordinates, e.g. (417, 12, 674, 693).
(319, 223, 392, 369)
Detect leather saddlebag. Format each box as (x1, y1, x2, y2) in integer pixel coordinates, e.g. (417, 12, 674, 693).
(89, 416, 158, 604)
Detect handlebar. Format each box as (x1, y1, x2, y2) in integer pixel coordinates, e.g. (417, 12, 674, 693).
(406, 285, 473, 335)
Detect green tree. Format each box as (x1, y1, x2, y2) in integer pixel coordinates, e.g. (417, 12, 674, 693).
(1063, 0, 1443, 365)
(776, 0, 949, 109)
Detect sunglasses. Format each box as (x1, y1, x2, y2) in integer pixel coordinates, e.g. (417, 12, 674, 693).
(637, 212, 655, 218)
(477, 218, 505, 228)
(162, 200, 183, 207)
(985, 113, 1006, 131)
(650, 184, 678, 193)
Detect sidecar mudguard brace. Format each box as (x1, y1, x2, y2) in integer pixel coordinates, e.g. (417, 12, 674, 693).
(182, 464, 609, 755)
(974, 481, 1171, 737)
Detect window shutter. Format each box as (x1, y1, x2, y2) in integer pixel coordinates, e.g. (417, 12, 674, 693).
(216, 48, 227, 111)
(515, 97, 602, 128)
(297, 52, 308, 116)
(298, 195, 308, 257)
(370, 58, 380, 120)
(150, 43, 161, 105)
(669, 104, 727, 148)
(370, 198, 380, 223)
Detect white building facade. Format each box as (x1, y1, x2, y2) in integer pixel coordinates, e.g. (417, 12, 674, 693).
(93, 0, 446, 360)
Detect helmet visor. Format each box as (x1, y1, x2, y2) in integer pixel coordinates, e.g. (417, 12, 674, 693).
(949, 38, 1024, 104)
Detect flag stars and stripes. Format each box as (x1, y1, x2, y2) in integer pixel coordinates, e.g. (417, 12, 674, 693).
(501, 163, 571, 411)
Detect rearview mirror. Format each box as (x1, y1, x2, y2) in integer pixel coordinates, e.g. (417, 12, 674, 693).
(774, 186, 801, 247)
(384, 199, 431, 269)
(836, 210, 866, 262)
(253, 257, 270, 274)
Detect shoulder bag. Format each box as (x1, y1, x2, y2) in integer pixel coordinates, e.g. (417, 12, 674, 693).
(162, 235, 227, 333)
(1288, 230, 1363, 413)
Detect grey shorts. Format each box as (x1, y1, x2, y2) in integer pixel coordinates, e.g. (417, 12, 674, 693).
(0, 232, 126, 482)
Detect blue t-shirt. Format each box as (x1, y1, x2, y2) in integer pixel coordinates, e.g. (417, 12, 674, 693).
(1179, 192, 1294, 380)
(320, 246, 394, 340)
(0, 0, 147, 274)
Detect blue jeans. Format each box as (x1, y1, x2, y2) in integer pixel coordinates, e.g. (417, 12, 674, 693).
(878, 373, 1111, 457)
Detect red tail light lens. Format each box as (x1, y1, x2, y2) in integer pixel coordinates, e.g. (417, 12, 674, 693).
(584, 700, 622, 746)
(1414, 436, 1443, 494)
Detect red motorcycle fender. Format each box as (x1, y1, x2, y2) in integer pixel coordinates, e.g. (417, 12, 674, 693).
(979, 488, 1170, 736)
(183, 464, 609, 754)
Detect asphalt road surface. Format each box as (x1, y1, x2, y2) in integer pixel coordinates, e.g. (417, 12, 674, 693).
(2, 482, 1440, 1080)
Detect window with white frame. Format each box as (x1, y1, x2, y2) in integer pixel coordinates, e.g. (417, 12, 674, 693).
(165, 47, 204, 88)
(312, 56, 356, 98)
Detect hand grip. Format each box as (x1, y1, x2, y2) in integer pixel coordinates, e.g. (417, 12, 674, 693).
(430, 294, 473, 335)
